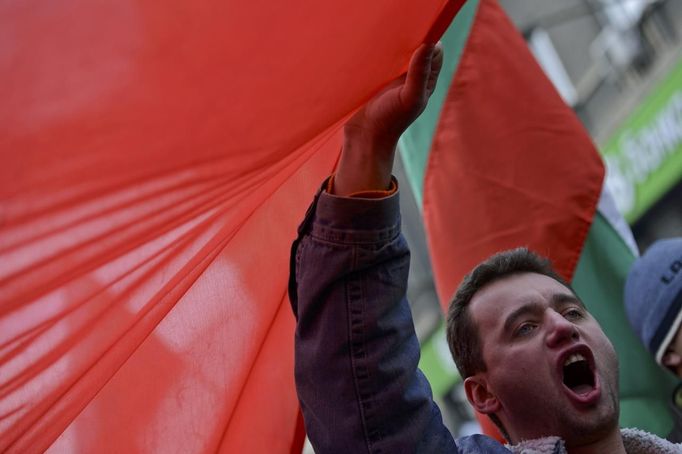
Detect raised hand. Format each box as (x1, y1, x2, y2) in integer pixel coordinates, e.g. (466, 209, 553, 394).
(332, 42, 443, 196)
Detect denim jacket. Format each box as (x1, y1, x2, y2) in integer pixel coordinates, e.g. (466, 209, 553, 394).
(288, 184, 508, 453)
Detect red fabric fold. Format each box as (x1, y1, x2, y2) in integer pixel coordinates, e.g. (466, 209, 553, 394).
(0, 0, 464, 451)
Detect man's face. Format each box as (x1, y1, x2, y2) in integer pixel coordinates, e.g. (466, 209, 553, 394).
(467, 272, 620, 446)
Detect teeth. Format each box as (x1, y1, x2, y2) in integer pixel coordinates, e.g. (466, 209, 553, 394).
(564, 353, 586, 367)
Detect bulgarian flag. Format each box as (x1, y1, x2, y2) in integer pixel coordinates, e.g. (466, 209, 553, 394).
(400, 0, 677, 437)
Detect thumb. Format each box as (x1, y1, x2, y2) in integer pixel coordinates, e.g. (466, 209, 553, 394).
(400, 43, 436, 110)
(426, 41, 443, 95)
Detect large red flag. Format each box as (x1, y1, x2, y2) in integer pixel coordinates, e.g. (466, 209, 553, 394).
(0, 0, 464, 451)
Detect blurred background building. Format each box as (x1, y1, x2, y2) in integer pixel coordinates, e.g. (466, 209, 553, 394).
(399, 0, 682, 439)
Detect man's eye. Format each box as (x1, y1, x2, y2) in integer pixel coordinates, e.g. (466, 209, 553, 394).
(564, 308, 583, 320)
(516, 323, 536, 337)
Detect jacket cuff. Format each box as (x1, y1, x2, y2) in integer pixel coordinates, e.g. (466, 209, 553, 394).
(326, 174, 398, 198)
(310, 179, 401, 243)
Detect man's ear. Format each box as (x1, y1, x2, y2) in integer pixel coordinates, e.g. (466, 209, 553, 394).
(464, 375, 501, 414)
(662, 350, 682, 369)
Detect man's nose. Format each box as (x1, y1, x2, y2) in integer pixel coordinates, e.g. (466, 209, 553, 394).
(545, 310, 579, 348)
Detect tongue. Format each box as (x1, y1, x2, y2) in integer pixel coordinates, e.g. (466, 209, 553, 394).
(569, 383, 593, 395)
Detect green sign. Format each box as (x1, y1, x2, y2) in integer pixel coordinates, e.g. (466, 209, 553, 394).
(602, 58, 682, 223)
(418, 321, 461, 397)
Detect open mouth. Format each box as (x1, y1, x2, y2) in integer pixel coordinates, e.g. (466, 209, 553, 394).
(562, 353, 595, 395)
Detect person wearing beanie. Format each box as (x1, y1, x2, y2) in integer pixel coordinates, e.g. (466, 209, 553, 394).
(625, 237, 682, 442)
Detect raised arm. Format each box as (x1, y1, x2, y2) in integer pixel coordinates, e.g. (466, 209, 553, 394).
(288, 44, 460, 453)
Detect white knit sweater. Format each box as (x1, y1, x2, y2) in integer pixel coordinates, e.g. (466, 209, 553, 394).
(507, 428, 682, 453)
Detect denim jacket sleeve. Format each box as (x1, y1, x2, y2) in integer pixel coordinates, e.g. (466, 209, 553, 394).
(288, 182, 459, 454)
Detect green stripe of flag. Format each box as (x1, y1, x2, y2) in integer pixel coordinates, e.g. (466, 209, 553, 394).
(399, 0, 479, 208)
(573, 197, 676, 435)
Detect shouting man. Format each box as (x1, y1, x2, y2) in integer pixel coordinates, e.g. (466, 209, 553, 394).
(289, 43, 680, 453)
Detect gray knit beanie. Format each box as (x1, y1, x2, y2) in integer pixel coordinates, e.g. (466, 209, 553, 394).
(624, 238, 682, 365)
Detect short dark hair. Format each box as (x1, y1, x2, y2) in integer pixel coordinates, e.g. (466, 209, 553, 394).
(446, 247, 569, 379)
